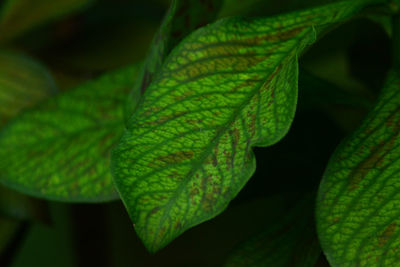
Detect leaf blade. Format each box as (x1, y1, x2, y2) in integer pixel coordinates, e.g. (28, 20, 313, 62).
(125, 0, 223, 118)
(224, 194, 320, 267)
(0, 50, 57, 126)
(0, 65, 139, 202)
(113, 0, 386, 252)
(0, 0, 94, 42)
(316, 70, 400, 266)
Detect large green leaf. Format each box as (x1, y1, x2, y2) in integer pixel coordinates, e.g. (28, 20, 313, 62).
(316, 70, 400, 266)
(0, 0, 94, 42)
(224, 194, 320, 267)
(112, 0, 386, 252)
(0, 65, 139, 202)
(0, 50, 57, 126)
(125, 0, 222, 118)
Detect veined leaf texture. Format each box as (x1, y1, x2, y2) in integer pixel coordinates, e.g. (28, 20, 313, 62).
(0, 50, 57, 126)
(317, 70, 400, 266)
(0, 65, 139, 202)
(112, 0, 383, 252)
(125, 0, 223, 119)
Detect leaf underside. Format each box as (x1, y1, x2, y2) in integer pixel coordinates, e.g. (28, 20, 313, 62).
(0, 65, 139, 202)
(316, 70, 400, 266)
(112, 0, 381, 252)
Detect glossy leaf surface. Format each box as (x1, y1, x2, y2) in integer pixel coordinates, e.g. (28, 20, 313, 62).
(225, 195, 320, 267)
(317, 70, 400, 266)
(126, 0, 222, 118)
(0, 0, 94, 42)
(0, 65, 139, 202)
(112, 0, 383, 252)
(0, 50, 57, 126)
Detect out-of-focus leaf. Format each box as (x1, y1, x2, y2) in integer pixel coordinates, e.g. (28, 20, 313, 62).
(125, 0, 223, 119)
(47, 19, 158, 73)
(317, 70, 400, 266)
(299, 71, 373, 110)
(0, 50, 57, 127)
(299, 70, 373, 132)
(112, 0, 385, 252)
(0, 65, 139, 202)
(225, 195, 320, 267)
(40, 1, 165, 73)
(219, 0, 350, 17)
(0, 0, 94, 42)
(218, 0, 270, 17)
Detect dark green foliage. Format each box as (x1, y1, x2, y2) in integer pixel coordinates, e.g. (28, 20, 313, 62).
(0, 0, 399, 266)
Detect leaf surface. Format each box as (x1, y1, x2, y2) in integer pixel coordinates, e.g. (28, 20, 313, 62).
(225, 195, 320, 267)
(125, 0, 222, 118)
(112, 0, 384, 252)
(0, 50, 57, 126)
(0, 0, 94, 42)
(0, 65, 139, 202)
(317, 70, 400, 266)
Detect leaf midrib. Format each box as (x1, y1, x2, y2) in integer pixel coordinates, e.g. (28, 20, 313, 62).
(148, 27, 313, 250)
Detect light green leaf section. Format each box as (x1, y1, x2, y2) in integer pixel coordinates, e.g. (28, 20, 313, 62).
(0, 0, 94, 42)
(225, 195, 320, 267)
(0, 65, 139, 202)
(112, 0, 385, 252)
(125, 0, 222, 119)
(0, 50, 57, 126)
(316, 70, 400, 266)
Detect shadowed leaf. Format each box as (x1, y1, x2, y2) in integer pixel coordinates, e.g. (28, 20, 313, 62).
(0, 0, 94, 42)
(225, 194, 320, 267)
(317, 70, 400, 266)
(112, 0, 386, 252)
(125, 0, 223, 119)
(0, 65, 139, 202)
(0, 50, 57, 127)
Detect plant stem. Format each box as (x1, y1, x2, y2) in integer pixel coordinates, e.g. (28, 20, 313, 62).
(392, 14, 400, 69)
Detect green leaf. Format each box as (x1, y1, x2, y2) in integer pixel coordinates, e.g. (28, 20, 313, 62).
(125, 0, 223, 118)
(316, 70, 400, 266)
(224, 194, 320, 267)
(0, 0, 94, 42)
(0, 65, 139, 202)
(112, 0, 387, 252)
(0, 50, 57, 126)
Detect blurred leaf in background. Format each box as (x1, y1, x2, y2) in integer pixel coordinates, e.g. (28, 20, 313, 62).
(0, 65, 139, 202)
(0, 0, 95, 43)
(0, 50, 57, 126)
